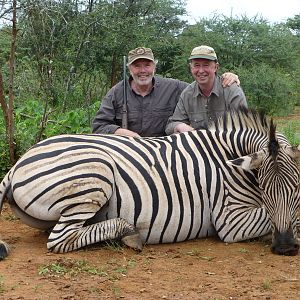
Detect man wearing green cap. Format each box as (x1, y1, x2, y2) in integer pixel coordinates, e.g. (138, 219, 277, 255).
(92, 46, 240, 137)
(165, 45, 247, 135)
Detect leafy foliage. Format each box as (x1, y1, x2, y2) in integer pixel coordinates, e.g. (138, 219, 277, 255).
(0, 99, 99, 178)
(237, 64, 298, 116)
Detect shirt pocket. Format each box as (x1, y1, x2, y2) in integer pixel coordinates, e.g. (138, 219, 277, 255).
(189, 112, 207, 130)
(115, 106, 141, 128)
(152, 107, 173, 117)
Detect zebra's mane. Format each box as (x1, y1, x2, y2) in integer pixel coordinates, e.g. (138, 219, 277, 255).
(210, 107, 279, 159)
(209, 107, 270, 134)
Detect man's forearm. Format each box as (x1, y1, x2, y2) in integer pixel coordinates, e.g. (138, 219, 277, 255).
(115, 128, 140, 137)
(92, 120, 120, 134)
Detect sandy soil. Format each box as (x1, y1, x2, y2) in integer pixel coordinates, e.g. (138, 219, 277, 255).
(0, 203, 299, 300)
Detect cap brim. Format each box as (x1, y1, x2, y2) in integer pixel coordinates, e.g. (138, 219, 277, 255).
(189, 55, 217, 61)
(128, 56, 155, 65)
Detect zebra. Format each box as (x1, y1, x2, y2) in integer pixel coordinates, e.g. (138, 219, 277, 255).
(0, 108, 299, 259)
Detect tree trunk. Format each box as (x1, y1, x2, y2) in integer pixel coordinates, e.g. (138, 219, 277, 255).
(6, 0, 17, 163)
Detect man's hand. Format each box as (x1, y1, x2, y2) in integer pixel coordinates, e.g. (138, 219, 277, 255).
(115, 128, 141, 137)
(174, 123, 194, 134)
(221, 72, 240, 87)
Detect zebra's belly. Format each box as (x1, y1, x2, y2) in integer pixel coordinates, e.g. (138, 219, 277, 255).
(14, 200, 61, 221)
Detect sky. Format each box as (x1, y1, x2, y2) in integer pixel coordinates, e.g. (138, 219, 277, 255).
(185, 0, 300, 24)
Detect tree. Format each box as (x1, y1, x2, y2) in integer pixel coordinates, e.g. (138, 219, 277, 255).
(286, 14, 300, 36)
(16, 0, 187, 109)
(0, 0, 17, 164)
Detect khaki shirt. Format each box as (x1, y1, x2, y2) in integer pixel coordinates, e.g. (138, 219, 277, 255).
(165, 76, 247, 134)
(92, 76, 188, 137)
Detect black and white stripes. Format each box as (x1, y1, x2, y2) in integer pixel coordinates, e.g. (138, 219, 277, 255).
(0, 109, 299, 257)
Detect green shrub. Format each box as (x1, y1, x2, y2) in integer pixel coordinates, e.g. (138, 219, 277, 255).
(1, 99, 100, 178)
(237, 64, 298, 116)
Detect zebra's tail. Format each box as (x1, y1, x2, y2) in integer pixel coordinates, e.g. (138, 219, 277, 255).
(0, 240, 10, 260)
(0, 169, 13, 260)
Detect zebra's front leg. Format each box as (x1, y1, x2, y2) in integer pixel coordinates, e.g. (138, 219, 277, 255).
(47, 204, 142, 253)
(214, 198, 271, 243)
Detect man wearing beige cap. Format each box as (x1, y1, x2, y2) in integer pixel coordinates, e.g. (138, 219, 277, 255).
(92, 46, 240, 137)
(165, 45, 247, 135)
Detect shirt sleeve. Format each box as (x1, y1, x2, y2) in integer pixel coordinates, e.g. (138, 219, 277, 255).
(178, 80, 189, 93)
(92, 87, 121, 134)
(165, 92, 190, 135)
(227, 84, 248, 109)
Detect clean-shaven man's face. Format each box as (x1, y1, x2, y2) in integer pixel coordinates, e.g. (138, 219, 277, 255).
(190, 58, 219, 86)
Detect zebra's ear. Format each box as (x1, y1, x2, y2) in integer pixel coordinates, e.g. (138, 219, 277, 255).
(285, 145, 300, 160)
(226, 150, 265, 170)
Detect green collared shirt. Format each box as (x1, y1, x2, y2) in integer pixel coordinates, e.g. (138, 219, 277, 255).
(165, 76, 247, 134)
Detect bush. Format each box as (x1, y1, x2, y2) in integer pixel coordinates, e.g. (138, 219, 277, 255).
(0, 99, 100, 178)
(236, 64, 298, 116)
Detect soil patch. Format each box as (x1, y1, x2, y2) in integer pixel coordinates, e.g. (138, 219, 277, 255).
(0, 204, 299, 300)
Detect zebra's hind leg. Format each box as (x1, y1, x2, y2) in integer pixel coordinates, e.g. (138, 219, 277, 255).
(121, 226, 143, 251)
(47, 203, 142, 253)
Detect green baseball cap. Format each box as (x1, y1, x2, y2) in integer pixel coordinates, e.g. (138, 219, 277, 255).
(189, 45, 218, 61)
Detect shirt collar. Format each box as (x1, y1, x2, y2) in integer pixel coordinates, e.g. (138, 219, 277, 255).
(194, 75, 221, 97)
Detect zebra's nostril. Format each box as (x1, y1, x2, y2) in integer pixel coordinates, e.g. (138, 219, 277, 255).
(271, 242, 299, 256)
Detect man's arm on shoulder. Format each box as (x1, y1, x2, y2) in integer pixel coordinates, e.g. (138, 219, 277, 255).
(177, 79, 189, 92)
(221, 72, 240, 87)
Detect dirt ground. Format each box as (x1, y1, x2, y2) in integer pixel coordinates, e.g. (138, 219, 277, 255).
(0, 204, 299, 300)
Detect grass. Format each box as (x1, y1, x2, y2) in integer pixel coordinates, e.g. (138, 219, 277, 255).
(38, 258, 133, 299)
(185, 248, 215, 260)
(239, 248, 249, 253)
(103, 240, 124, 252)
(275, 107, 300, 145)
(261, 279, 272, 290)
(38, 259, 109, 278)
(276, 119, 300, 145)
(38, 257, 137, 281)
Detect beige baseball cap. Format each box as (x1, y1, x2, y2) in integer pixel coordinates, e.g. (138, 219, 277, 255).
(189, 45, 218, 61)
(127, 47, 155, 65)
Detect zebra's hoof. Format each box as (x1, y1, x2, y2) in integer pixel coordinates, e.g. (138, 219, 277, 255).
(121, 233, 143, 251)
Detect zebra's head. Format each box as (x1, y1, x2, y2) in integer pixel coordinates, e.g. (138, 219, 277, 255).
(227, 119, 300, 256)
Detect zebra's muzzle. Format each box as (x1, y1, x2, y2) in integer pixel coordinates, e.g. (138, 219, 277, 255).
(271, 227, 299, 256)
